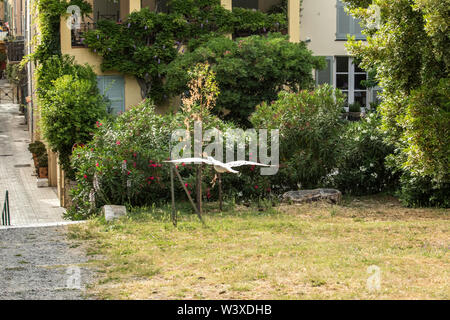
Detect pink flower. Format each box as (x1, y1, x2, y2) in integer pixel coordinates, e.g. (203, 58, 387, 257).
(150, 176, 154, 180)
(116, 141, 121, 145)
(185, 183, 188, 187)
(254, 185, 258, 189)
(123, 160, 127, 163)
(83, 174, 87, 179)
(96, 162, 99, 167)
(127, 171, 131, 175)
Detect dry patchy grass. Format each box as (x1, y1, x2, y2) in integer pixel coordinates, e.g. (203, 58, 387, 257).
(69, 195, 449, 300)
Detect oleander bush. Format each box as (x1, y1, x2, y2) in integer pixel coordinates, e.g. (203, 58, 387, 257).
(324, 112, 398, 195)
(250, 84, 346, 190)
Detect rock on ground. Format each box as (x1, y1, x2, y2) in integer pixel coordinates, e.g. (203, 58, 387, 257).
(282, 189, 342, 204)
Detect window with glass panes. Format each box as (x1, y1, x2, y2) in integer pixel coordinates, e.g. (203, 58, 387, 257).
(232, 0, 259, 9)
(334, 56, 368, 108)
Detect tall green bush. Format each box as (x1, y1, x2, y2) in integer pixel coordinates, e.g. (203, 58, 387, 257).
(68, 96, 235, 220)
(325, 113, 397, 195)
(40, 72, 107, 177)
(250, 85, 346, 190)
(166, 34, 323, 125)
(345, 0, 449, 206)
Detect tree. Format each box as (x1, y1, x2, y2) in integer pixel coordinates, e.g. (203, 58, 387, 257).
(83, 1, 287, 102)
(345, 0, 449, 206)
(165, 33, 323, 125)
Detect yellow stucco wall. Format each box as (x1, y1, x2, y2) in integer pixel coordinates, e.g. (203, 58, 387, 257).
(300, 0, 349, 56)
(60, 15, 143, 110)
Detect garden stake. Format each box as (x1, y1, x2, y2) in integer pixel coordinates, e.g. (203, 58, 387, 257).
(170, 163, 177, 227)
(218, 173, 223, 211)
(173, 165, 205, 225)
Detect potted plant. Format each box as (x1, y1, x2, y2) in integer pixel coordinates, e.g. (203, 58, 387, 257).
(37, 152, 49, 178)
(28, 141, 46, 169)
(348, 102, 362, 121)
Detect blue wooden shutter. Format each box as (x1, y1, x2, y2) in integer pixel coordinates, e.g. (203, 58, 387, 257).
(97, 76, 125, 115)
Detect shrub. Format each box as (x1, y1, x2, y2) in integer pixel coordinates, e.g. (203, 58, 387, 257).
(28, 141, 47, 157)
(250, 85, 346, 190)
(166, 33, 324, 126)
(40, 73, 107, 177)
(5, 63, 25, 85)
(68, 100, 173, 219)
(346, 0, 449, 207)
(325, 113, 398, 195)
(67, 97, 234, 220)
(397, 173, 450, 208)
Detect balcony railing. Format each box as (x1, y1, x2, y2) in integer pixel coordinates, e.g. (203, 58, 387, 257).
(6, 40, 24, 62)
(71, 22, 97, 47)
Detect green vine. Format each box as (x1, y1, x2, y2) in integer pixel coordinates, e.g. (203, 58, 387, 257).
(32, 0, 92, 64)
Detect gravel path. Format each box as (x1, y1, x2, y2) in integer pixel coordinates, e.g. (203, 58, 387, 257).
(0, 226, 94, 299)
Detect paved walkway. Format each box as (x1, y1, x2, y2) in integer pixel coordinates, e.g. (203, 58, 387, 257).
(0, 225, 93, 299)
(0, 85, 65, 226)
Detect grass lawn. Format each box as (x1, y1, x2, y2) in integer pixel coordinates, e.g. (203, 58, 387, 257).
(68, 195, 449, 300)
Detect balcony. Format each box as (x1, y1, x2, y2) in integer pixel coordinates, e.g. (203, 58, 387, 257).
(71, 21, 97, 47)
(6, 40, 24, 62)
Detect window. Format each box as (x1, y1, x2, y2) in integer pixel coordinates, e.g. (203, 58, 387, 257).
(316, 56, 333, 86)
(141, 0, 169, 13)
(334, 57, 368, 108)
(97, 76, 125, 115)
(336, 0, 365, 40)
(233, 0, 259, 10)
(155, 0, 170, 13)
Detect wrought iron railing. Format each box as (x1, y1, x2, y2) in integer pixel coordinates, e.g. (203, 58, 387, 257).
(6, 40, 24, 62)
(71, 22, 97, 47)
(1, 190, 10, 226)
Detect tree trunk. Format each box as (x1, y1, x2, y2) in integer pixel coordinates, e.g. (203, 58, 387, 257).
(136, 77, 152, 99)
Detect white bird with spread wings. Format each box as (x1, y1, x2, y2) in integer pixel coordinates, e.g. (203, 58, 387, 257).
(165, 156, 271, 174)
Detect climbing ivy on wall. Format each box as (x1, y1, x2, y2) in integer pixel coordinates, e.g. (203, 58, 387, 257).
(83, 0, 287, 101)
(32, 0, 92, 63)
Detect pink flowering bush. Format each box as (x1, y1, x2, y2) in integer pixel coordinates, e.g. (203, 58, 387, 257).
(66, 99, 236, 219)
(67, 100, 178, 219)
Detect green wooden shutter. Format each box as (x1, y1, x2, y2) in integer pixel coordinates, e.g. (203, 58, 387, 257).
(316, 56, 333, 86)
(97, 76, 125, 115)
